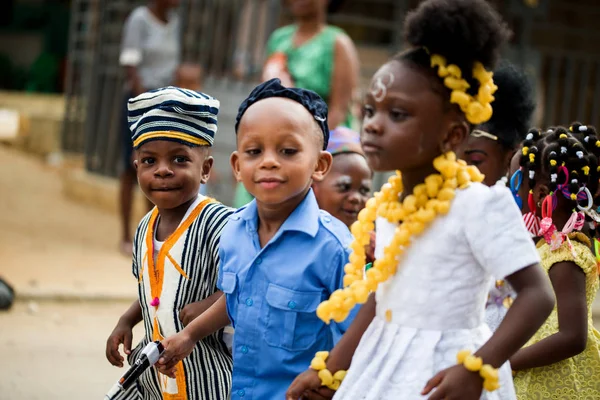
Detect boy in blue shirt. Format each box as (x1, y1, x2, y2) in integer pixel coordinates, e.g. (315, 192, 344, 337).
(157, 79, 354, 399)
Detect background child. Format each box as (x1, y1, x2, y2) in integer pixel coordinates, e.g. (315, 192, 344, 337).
(287, 0, 554, 399)
(457, 62, 536, 332)
(313, 126, 372, 229)
(459, 62, 536, 187)
(509, 126, 600, 399)
(156, 79, 355, 400)
(105, 87, 232, 400)
(313, 126, 374, 263)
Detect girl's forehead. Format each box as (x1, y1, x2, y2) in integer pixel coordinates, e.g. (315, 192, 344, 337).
(367, 60, 431, 102)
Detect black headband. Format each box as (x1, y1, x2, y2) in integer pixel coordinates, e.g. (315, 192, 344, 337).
(235, 78, 330, 150)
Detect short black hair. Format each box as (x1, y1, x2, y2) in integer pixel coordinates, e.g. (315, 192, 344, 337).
(478, 61, 536, 149)
(395, 0, 511, 101)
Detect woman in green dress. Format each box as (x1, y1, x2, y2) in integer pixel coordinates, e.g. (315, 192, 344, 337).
(234, 0, 360, 208)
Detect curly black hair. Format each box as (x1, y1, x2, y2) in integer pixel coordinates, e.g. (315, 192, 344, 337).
(477, 61, 536, 149)
(394, 0, 511, 100)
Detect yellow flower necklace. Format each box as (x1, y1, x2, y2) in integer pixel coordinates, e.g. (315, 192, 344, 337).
(316, 152, 485, 324)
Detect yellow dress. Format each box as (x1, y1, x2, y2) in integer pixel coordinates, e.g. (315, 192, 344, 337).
(514, 234, 600, 399)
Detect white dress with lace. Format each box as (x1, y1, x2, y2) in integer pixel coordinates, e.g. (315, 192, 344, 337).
(333, 183, 540, 400)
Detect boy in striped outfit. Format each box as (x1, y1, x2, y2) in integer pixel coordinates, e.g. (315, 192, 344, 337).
(105, 87, 232, 400)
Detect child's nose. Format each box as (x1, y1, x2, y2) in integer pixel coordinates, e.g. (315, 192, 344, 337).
(154, 163, 174, 177)
(363, 114, 384, 136)
(259, 151, 280, 169)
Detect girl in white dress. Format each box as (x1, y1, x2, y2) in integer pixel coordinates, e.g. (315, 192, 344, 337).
(286, 1, 555, 399)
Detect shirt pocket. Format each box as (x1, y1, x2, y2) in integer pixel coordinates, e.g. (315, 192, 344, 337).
(220, 272, 238, 326)
(264, 283, 323, 351)
(220, 272, 237, 295)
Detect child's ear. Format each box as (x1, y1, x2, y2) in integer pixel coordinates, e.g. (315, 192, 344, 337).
(200, 155, 214, 184)
(133, 159, 139, 170)
(230, 151, 242, 182)
(312, 151, 333, 182)
(440, 120, 469, 153)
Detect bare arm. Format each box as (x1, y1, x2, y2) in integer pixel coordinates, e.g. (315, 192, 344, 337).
(510, 261, 587, 370)
(180, 290, 224, 327)
(327, 33, 359, 129)
(120, 299, 143, 327)
(286, 293, 376, 400)
(183, 294, 230, 342)
(106, 300, 143, 367)
(157, 295, 230, 373)
(422, 264, 554, 399)
(473, 264, 554, 367)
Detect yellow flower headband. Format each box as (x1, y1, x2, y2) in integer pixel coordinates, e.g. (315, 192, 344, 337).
(430, 54, 498, 125)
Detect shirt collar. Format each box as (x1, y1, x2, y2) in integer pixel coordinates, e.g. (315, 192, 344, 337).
(239, 189, 320, 238)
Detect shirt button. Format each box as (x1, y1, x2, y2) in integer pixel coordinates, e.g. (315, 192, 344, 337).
(288, 301, 297, 309)
(255, 257, 262, 265)
(245, 298, 253, 307)
(241, 345, 248, 354)
(238, 389, 246, 397)
(323, 216, 331, 223)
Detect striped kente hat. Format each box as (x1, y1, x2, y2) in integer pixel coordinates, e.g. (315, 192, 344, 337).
(127, 86, 220, 149)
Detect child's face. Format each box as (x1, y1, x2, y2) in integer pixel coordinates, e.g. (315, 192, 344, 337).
(459, 136, 513, 186)
(313, 153, 372, 227)
(135, 140, 212, 210)
(361, 60, 467, 172)
(231, 97, 332, 207)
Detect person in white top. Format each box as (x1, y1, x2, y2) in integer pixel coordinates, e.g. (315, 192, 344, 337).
(286, 1, 554, 399)
(118, 0, 181, 256)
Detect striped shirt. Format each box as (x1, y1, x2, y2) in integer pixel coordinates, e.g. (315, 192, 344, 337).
(115, 195, 233, 400)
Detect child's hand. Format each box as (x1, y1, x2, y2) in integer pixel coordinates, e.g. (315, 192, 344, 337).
(105, 321, 133, 367)
(421, 364, 483, 400)
(286, 369, 323, 400)
(157, 331, 195, 376)
(180, 301, 211, 327)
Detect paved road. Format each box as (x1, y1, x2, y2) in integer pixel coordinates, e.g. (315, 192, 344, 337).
(0, 300, 143, 400)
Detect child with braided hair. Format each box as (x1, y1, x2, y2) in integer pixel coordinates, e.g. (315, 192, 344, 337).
(567, 122, 600, 245)
(508, 126, 600, 399)
(286, 0, 554, 399)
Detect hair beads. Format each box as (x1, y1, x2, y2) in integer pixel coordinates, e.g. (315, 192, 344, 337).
(520, 125, 598, 213)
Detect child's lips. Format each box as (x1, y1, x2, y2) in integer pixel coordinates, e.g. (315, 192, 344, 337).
(151, 186, 182, 191)
(256, 178, 285, 190)
(361, 141, 382, 153)
(341, 209, 359, 218)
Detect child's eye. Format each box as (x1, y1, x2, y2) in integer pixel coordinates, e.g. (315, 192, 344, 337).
(282, 148, 298, 156)
(359, 185, 371, 196)
(336, 183, 351, 192)
(362, 105, 374, 118)
(174, 156, 189, 163)
(467, 155, 485, 167)
(141, 157, 155, 165)
(245, 149, 261, 155)
(389, 109, 408, 121)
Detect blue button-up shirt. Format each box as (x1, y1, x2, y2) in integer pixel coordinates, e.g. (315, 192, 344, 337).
(218, 190, 354, 400)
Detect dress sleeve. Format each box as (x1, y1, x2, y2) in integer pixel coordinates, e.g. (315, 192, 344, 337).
(120, 8, 145, 66)
(541, 239, 597, 277)
(464, 184, 541, 279)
